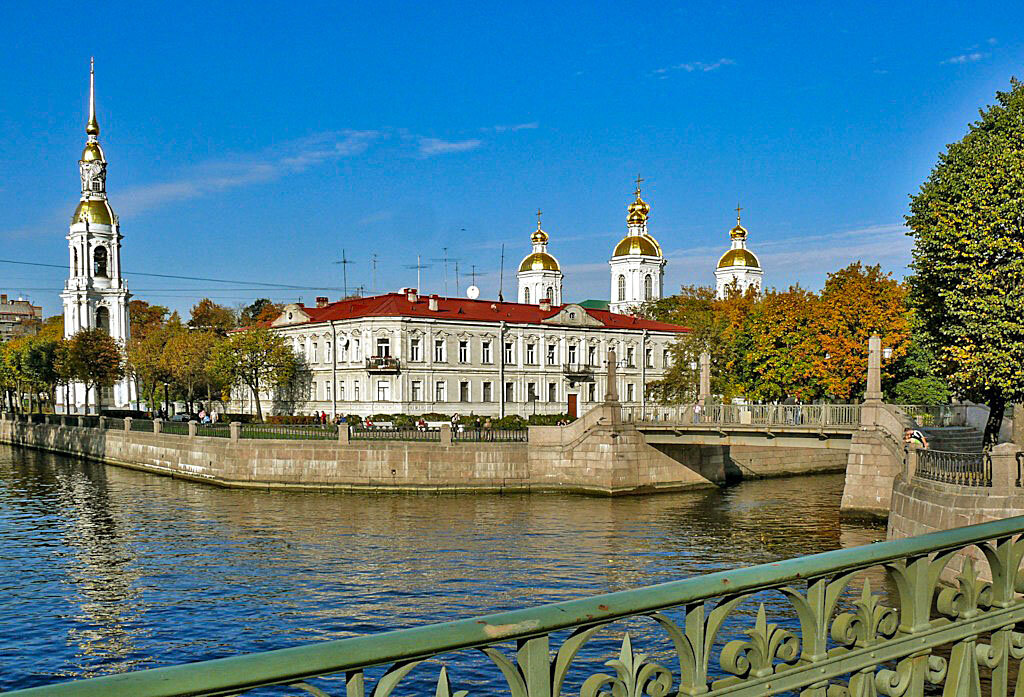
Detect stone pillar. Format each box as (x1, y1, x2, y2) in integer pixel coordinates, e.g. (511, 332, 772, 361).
(338, 423, 349, 445)
(865, 335, 882, 402)
(699, 351, 711, 406)
(77, 416, 85, 427)
(124, 417, 132, 431)
(990, 443, 1019, 490)
(230, 422, 241, 442)
(1013, 404, 1023, 446)
(97, 416, 106, 430)
(605, 349, 619, 403)
(905, 443, 919, 480)
(187, 420, 197, 438)
(440, 423, 453, 446)
(153, 418, 163, 434)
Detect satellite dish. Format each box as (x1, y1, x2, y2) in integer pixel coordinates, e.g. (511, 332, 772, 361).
(466, 285, 480, 300)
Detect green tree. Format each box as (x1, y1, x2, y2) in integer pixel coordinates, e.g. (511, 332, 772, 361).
(165, 331, 221, 413)
(906, 79, 1024, 445)
(188, 298, 237, 334)
(239, 298, 284, 326)
(64, 329, 124, 414)
(209, 328, 299, 421)
(129, 300, 169, 341)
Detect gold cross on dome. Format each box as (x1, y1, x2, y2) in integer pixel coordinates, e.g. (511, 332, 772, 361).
(735, 202, 743, 222)
(536, 208, 542, 228)
(634, 174, 644, 196)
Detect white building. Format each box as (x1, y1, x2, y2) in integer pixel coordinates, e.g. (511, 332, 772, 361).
(609, 179, 666, 314)
(58, 60, 134, 412)
(253, 290, 686, 419)
(714, 207, 763, 299)
(517, 211, 563, 305)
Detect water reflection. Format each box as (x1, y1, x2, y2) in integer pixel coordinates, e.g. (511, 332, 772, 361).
(0, 446, 885, 692)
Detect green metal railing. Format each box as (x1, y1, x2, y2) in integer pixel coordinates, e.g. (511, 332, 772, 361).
(239, 424, 338, 440)
(11, 516, 1024, 697)
(350, 426, 439, 441)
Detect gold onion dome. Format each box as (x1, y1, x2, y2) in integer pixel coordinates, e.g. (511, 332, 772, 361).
(81, 141, 104, 162)
(627, 196, 650, 225)
(72, 199, 114, 226)
(531, 227, 549, 245)
(519, 252, 560, 272)
(730, 222, 748, 240)
(717, 248, 760, 269)
(613, 234, 661, 257)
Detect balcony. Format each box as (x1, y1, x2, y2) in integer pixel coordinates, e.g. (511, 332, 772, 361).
(562, 363, 595, 385)
(365, 356, 401, 374)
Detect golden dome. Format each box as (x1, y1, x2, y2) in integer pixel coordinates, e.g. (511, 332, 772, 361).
(717, 248, 760, 269)
(627, 197, 650, 225)
(613, 234, 661, 257)
(81, 141, 105, 162)
(72, 199, 114, 226)
(730, 222, 747, 240)
(519, 252, 560, 272)
(531, 228, 549, 245)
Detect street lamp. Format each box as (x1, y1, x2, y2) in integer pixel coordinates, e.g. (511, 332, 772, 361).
(883, 346, 893, 360)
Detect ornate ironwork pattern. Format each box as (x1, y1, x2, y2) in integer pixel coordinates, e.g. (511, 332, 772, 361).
(622, 403, 862, 429)
(916, 448, 991, 487)
(10, 517, 1024, 697)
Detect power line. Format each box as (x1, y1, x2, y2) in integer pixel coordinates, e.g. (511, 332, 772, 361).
(0, 258, 345, 291)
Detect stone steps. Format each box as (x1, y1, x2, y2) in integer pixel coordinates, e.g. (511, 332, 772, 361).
(921, 426, 984, 453)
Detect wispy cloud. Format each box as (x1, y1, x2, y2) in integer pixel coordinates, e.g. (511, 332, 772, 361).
(942, 52, 987, 65)
(651, 58, 735, 79)
(117, 130, 381, 216)
(417, 137, 483, 156)
(485, 122, 539, 133)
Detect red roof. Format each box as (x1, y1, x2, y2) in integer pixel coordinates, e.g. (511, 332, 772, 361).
(272, 293, 688, 333)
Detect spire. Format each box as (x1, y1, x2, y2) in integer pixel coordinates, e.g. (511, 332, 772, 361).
(626, 174, 650, 226)
(531, 208, 549, 246)
(735, 202, 742, 225)
(86, 58, 99, 137)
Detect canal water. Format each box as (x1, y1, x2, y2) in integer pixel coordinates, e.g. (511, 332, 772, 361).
(0, 445, 886, 694)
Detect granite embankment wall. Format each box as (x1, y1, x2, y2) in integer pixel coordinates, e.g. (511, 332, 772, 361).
(0, 408, 719, 495)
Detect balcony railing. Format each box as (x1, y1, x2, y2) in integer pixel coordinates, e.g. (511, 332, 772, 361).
(562, 362, 596, 382)
(11, 515, 1024, 697)
(365, 356, 401, 373)
(916, 448, 991, 487)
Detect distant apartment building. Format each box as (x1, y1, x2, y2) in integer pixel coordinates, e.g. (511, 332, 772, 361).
(0, 294, 43, 342)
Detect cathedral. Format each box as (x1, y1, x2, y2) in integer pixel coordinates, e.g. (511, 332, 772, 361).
(58, 61, 134, 412)
(714, 206, 763, 299)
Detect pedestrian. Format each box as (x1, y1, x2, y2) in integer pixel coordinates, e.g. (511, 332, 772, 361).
(693, 403, 702, 424)
(321, 410, 328, 426)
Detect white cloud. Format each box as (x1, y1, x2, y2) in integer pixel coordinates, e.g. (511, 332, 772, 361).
(487, 122, 539, 133)
(941, 52, 987, 65)
(117, 130, 381, 216)
(652, 58, 735, 78)
(417, 137, 483, 156)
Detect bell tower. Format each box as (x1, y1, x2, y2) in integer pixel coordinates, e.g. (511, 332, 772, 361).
(59, 59, 133, 412)
(609, 176, 666, 314)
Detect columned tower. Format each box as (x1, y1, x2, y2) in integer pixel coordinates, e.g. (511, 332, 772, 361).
(609, 176, 665, 314)
(59, 59, 133, 412)
(714, 205, 763, 299)
(517, 210, 563, 305)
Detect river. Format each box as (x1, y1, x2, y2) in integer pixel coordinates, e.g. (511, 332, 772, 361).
(0, 445, 886, 693)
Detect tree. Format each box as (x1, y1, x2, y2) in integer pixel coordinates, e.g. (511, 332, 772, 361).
(188, 298, 237, 334)
(209, 328, 299, 421)
(906, 79, 1024, 446)
(239, 298, 284, 326)
(165, 331, 221, 413)
(64, 329, 124, 414)
(129, 300, 169, 341)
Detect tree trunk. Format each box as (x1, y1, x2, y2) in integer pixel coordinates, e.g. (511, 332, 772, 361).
(252, 383, 263, 422)
(164, 383, 170, 417)
(985, 394, 1006, 448)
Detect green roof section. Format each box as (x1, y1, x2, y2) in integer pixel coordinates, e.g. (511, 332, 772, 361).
(577, 299, 610, 310)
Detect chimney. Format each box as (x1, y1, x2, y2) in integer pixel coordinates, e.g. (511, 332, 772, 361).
(316, 296, 329, 308)
(0, 294, 6, 304)
(428, 295, 439, 312)
(539, 297, 552, 312)
(407, 288, 418, 303)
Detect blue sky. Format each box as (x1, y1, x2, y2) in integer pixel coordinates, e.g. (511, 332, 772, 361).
(1, 1, 1021, 317)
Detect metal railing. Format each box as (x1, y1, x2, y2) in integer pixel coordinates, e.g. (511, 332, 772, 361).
(351, 427, 439, 441)
(12, 515, 1024, 697)
(130, 418, 154, 432)
(159, 421, 189, 436)
(453, 427, 528, 442)
(895, 404, 969, 427)
(915, 448, 991, 487)
(365, 356, 401, 372)
(196, 423, 231, 438)
(624, 403, 862, 429)
(240, 424, 339, 440)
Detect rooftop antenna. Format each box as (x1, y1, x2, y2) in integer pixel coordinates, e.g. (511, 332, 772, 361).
(431, 247, 460, 297)
(469, 265, 479, 286)
(371, 253, 379, 295)
(498, 244, 505, 302)
(403, 255, 431, 292)
(455, 260, 461, 295)
(333, 249, 356, 298)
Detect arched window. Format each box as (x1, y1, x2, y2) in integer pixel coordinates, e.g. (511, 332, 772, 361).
(95, 306, 110, 333)
(524, 287, 530, 304)
(73, 249, 79, 276)
(617, 274, 626, 301)
(644, 274, 653, 300)
(93, 246, 108, 278)
(545, 286, 553, 301)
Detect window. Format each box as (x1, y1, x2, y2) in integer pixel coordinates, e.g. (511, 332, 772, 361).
(339, 382, 346, 401)
(524, 287, 530, 304)
(546, 343, 557, 366)
(626, 383, 636, 402)
(411, 380, 422, 401)
(504, 382, 514, 402)
(326, 382, 332, 400)
(645, 348, 653, 368)
(663, 349, 670, 367)
(95, 306, 109, 333)
(567, 344, 577, 365)
(504, 341, 514, 364)
(588, 345, 597, 366)
(617, 274, 626, 301)
(626, 347, 635, 368)
(410, 338, 421, 362)
(481, 341, 492, 364)
(93, 246, 108, 278)
(353, 339, 361, 361)
(482, 381, 493, 402)
(644, 274, 653, 300)
(526, 343, 536, 364)
(545, 286, 553, 301)
(547, 382, 557, 402)
(73, 249, 79, 276)
(311, 342, 318, 363)
(339, 339, 348, 362)
(588, 383, 596, 401)
(377, 380, 390, 401)
(325, 342, 331, 362)
(459, 381, 470, 402)
(354, 382, 360, 401)
(527, 382, 537, 401)
(458, 340, 469, 363)
(313, 381, 319, 401)
(434, 339, 446, 362)
(435, 381, 447, 402)
(376, 337, 391, 357)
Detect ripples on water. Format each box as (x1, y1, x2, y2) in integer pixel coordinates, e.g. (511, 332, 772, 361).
(0, 446, 885, 693)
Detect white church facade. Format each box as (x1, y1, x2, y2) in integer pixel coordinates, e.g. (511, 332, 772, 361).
(714, 207, 763, 299)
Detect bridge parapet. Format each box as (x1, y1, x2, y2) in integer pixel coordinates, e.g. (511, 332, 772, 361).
(14, 516, 1024, 697)
(624, 403, 861, 430)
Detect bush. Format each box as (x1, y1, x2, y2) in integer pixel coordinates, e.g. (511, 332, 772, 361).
(890, 377, 952, 404)
(266, 414, 321, 424)
(492, 415, 527, 430)
(100, 409, 151, 419)
(527, 413, 576, 425)
(221, 413, 256, 424)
